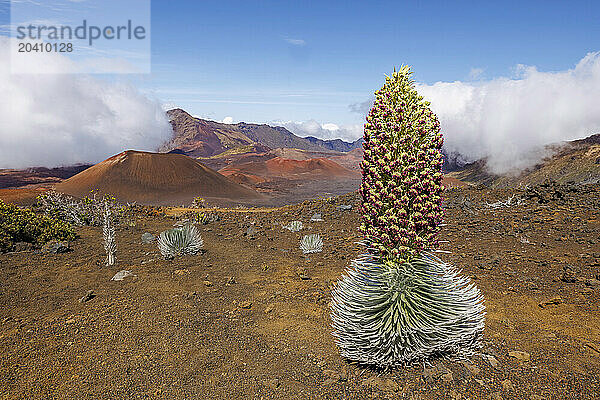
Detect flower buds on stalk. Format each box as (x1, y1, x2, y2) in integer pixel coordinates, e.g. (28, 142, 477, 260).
(359, 66, 444, 261)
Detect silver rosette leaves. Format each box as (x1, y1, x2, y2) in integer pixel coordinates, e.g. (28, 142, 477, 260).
(330, 247, 485, 368)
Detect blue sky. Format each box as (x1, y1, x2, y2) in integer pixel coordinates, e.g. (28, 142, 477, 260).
(143, 0, 600, 126)
(1, 0, 600, 169)
(1, 0, 598, 127)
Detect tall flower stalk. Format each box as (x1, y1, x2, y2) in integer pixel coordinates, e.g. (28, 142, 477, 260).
(330, 67, 485, 368)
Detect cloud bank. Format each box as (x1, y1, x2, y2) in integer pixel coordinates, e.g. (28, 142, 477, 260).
(279, 120, 362, 143)
(0, 37, 171, 169)
(351, 53, 600, 174)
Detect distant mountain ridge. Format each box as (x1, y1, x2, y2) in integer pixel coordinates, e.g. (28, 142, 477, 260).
(303, 136, 363, 152)
(162, 108, 600, 189)
(161, 108, 362, 157)
(0, 165, 92, 189)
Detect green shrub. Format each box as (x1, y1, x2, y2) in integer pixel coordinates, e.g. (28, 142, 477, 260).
(0, 199, 76, 252)
(0, 230, 11, 253)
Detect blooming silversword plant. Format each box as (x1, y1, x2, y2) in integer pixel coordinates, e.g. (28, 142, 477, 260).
(358, 67, 444, 262)
(330, 66, 485, 368)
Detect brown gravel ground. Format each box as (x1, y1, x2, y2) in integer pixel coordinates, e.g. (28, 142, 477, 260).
(0, 184, 599, 399)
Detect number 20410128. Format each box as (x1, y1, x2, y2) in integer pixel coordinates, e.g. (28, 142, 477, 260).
(18, 42, 73, 53)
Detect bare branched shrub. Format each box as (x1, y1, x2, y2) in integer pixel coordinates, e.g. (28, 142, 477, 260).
(103, 203, 117, 266)
(37, 190, 128, 227)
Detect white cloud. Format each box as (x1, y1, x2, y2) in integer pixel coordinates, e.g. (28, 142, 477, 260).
(349, 97, 374, 115)
(351, 53, 600, 174)
(278, 120, 362, 143)
(321, 123, 339, 131)
(284, 38, 306, 46)
(221, 116, 234, 124)
(161, 102, 179, 111)
(468, 67, 484, 80)
(417, 52, 600, 173)
(0, 37, 172, 168)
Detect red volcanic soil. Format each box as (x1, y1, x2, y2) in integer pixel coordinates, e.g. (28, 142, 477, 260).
(0, 186, 49, 206)
(201, 148, 348, 172)
(54, 151, 261, 205)
(266, 157, 359, 177)
(1, 185, 599, 399)
(223, 172, 267, 186)
(267, 148, 313, 160)
(330, 148, 364, 171)
(219, 157, 360, 181)
(200, 151, 276, 172)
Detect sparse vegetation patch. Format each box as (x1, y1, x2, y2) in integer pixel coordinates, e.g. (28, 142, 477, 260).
(0, 199, 76, 253)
